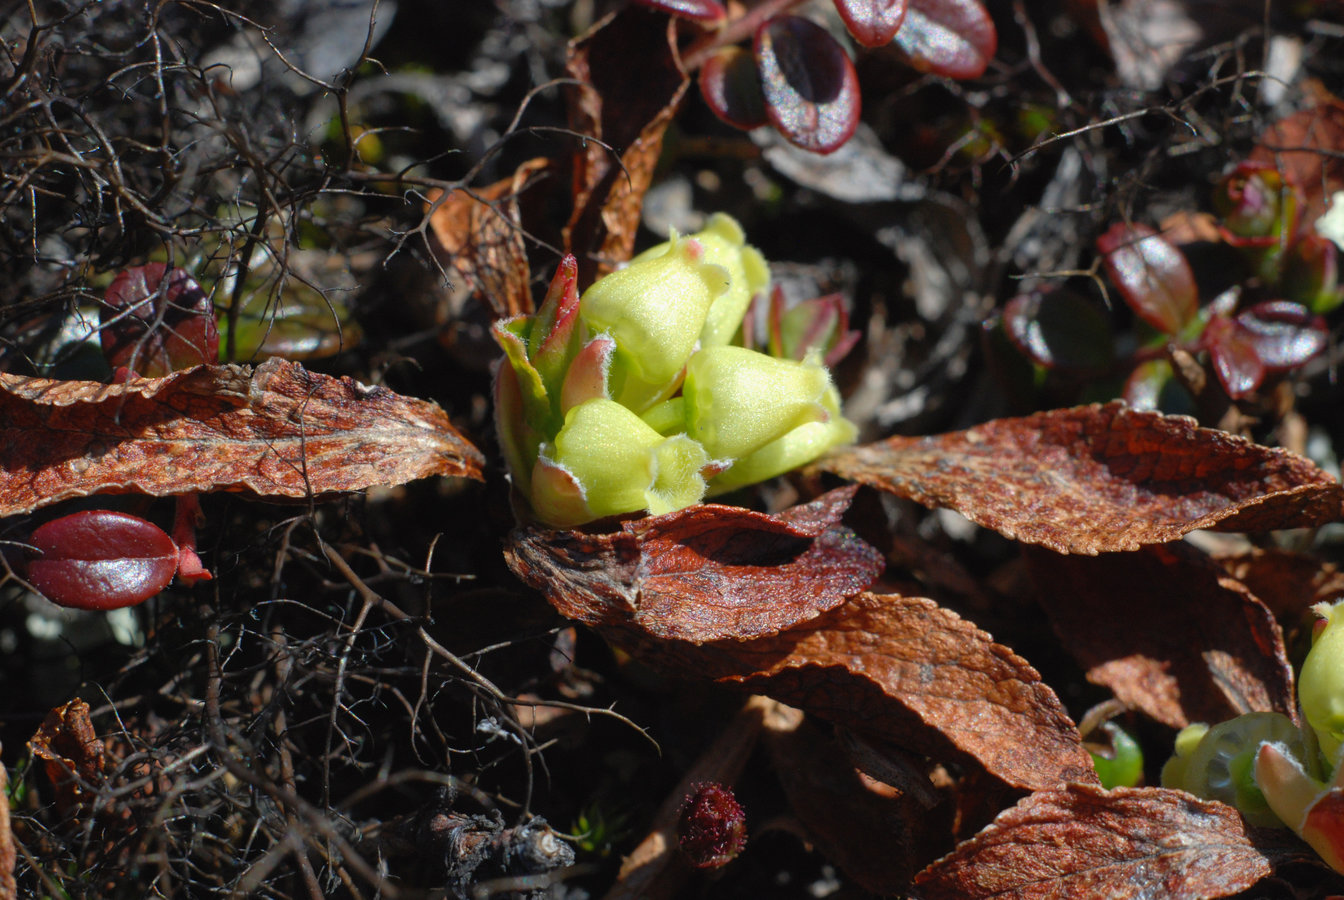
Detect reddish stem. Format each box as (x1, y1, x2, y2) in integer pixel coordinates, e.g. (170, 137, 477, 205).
(172, 493, 213, 584)
(681, 0, 808, 71)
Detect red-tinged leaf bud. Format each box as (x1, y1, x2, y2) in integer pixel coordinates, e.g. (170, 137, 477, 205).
(677, 782, 747, 869)
(1214, 162, 1299, 247)
(102, 263, 219, 376)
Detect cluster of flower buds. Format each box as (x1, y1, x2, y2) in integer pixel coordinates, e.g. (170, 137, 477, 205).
(492, 214, 857, 527)
(1162, 600, 1344, 871)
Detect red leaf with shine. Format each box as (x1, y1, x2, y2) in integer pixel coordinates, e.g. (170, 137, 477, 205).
(1097, 223, 1199, 335)
(27, 510, 178, 610)
(102, 264, 219, 376)
(699, 47, 770, 131)
(630, 0, 726, 23)
(833, 0, 909, 48)
(1237, 300, 1327, 371)
(755, 16, 860, 155)
(893, 0, 997, 80)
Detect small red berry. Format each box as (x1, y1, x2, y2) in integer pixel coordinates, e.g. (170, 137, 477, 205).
(676, 782, 747, 869)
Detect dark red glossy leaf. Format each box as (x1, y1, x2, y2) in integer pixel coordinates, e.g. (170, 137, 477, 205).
(893, 0, 997, 80)
(1002, 288, 1114, 370)
(1024, 543, 1295, 729)
(503, 486, 883, 643)
(102, 263, 219, 376)
(834, 0, 909, 47)
(1236, 300, 1327, 371)
(27, 510, 178, 610)
(699, 46, 769, 131)
(754, 16, 860, 155)
(914, 785, 1295, 899)
(818, 402, 1344, 553)
(630, 0, 726, 23)
(1203, 315, 1265, 400)
(1097, 223, 1199, 335)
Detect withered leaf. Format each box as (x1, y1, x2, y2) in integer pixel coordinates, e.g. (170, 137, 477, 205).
(27, 699, 106, 817)
(1250, 92, 1344, 221)
(0, 358, 484, 516)
(504, 486, 883, 643)
(913, 785, 1293, 900)
(563, 8, 689, 281)
(820, 402, 1344, 554)
(1218, 548, 1344, 634)
(1024, 544, 1295, 730)
(426, 158, 548, 319)
(716, 593, 1098, 792)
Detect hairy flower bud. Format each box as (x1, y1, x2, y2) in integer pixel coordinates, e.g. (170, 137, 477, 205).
(708, 385, 856, 495)
(530, 399, 712, 527)
(682, 346, 831, 460)
(1300, 601, 1344, 762)
(632, 213, 770, 348)
(580, 233, 727, 412)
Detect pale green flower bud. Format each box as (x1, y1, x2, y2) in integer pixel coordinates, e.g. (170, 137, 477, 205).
(530, 398, 712, 527)
(580, 234, 727, 412)
(633, 213, 770, 348)
(707, 385, 857, 495)
(1300, 600, 1344, 761)
(682, 346, 831, 461)
(1159, 712, 1304, 828)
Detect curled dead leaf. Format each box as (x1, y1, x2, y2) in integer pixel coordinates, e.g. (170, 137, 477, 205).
(504, 486, 883, 644)
(913, 785, 1300, 899)
(0, 358, 484, 517)
(564, 8, 690, 280)
(426, 158, 547, 319)
(27, 699, 106, 818)
(820, 402, 1344, 554)
(715, 592, 1098, 792)
(1024, 543, 1295, 729)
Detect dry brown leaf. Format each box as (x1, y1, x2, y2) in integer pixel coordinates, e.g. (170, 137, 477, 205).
(717, 593, 1098, 792)
(504, 486, 883, 644)
(913, 785, 1298, 899)
(1251, 89, 1344, 221)
(426, 157, 548, 319)
(27, 699, 106, 817)
(0, 358, 484, 516)
(563, 8, 689, 281)
(1218, 548, 1344, 634)
(1025, 543, 1295, 729)
(819, 402, 1344, 554)
(605, 592, 1096, 792)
